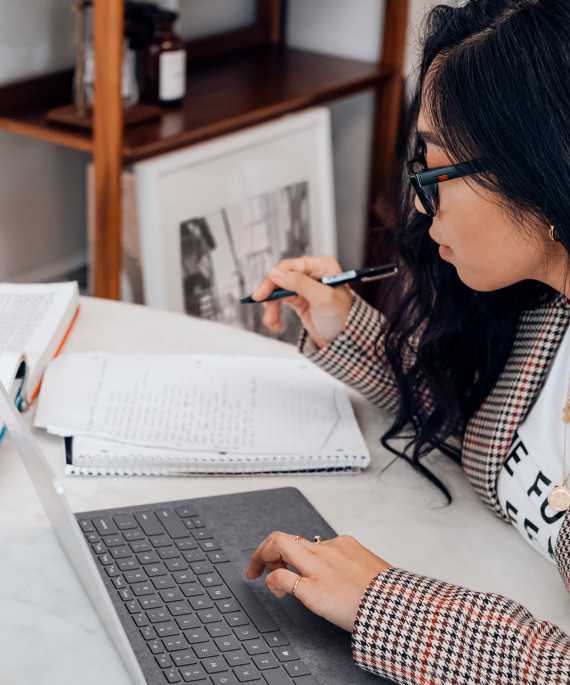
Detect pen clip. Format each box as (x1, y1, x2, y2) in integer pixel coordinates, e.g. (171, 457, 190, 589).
(360, 267, 398, 283)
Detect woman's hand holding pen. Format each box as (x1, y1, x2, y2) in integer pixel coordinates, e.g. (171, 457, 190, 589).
(246, 532, 391, 632)
(250, 255, 353, 349)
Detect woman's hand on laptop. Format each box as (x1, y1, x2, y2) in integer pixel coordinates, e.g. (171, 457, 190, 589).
(250, 255, 353, 349)
(245, 531, 391, 633)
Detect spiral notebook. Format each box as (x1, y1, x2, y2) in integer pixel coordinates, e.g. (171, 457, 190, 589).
(34, 352, 370, 476)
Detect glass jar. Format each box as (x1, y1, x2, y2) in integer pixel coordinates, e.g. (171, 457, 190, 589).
(138, 9, 186, 106)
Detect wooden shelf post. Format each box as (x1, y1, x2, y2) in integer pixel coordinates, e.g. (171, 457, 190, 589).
(93, 0, 124, 299)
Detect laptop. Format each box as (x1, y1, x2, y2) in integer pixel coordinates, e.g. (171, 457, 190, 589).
(0, 382, 390, 685)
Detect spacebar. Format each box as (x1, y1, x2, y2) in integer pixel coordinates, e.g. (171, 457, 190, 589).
(217, 563, 278, 633)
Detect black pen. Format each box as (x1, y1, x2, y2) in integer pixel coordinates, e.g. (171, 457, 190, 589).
(240, 263, 398, 303)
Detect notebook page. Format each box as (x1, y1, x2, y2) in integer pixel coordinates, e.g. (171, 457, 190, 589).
(35, 352, 363, 456)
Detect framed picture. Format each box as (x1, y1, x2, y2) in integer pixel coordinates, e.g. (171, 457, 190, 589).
(133, 108, 336, 342)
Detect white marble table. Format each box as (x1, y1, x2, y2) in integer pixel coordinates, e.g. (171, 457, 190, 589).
(1, 296, 569, 685)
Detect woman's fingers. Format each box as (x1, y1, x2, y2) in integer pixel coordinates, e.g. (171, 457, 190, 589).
(245, 531, 314, 579)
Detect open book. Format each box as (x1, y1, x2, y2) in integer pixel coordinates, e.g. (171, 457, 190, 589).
(34, 352, 370, 476)
(0, 282, 79, 417)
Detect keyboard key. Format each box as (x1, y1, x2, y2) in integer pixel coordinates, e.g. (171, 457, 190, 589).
(207, 586, 232, 601)
(190, 528, 213, 541)
(78, 518, 94, 533)
(199, 540, 221, 552)
(207, 623, 232, 639)
(166, 558, 189, 572)
(117, 588, 134, 602)
(172, 570, 197, 584)
(283, 661, 310, 678)
(152, 576, 176, 590)
(138, 550, 161, 565)
(156, 622, 180, 638)
(103, 534, 123, 546)
(252, 653, 279, 670)
(175, 505, 198, 518)
(273, 647, 299, 662)
(173, 651, 197, 667)
(262, 671, 294, 685)
(169, 600, 193, 616)
(157, 508, 192, 538)
(191, 518, 206, 528)
(147, 562, 168, 577)
(203, 658, 230, 674)
(181, 583, 205, 598)
(111, 546, 133, 559)
(184, 627, 209, 644)
(147, 607, 171, 623)
(210, 675, 238, 685)
(294, 677, 319, 685)
(199, 573, 222, 588)
(147, 639, 164, 654)
(132, 581, 155, 596)
(164, 666, 182, 683)
(197, 608, 223, 624)
(125, 570, 147, 583)
(242, 639, 269, 656)
(159, 547, 182, 560)
(140, 595, 163, 610)
(118, 558, 139, 571)
(232, 665, 261, 682)
(132, 612, 149, 627)
(216, 599, 241, 614)
(190, 596, 213, 610)
(113, 513, 138, 530)
(125, 599, 142, 614)
(134, 511, 165, 536)
(233, 626, 258, 641)
(224, 649, 250, 667)
(192, 641, 219, 659)
(208, 551, 230, 564)
(175, 615, 201, 630)
(225, 612, 249, 628)
(183, 550, 206, 563)
(105, 564, 121, 577)
(214, 635, 241, 652)
(111, 576, 127, 589)
(264, 633, 289, 648)
(163, 636, 188, 652)
(140, 625, 157, 641)
(176, 539, 198, 551)
(151, 535, 172, 548)
(179, 663, 207, 682)
(130, 540, 153, 553)
(155, 653, 172, 668)
(190, 562, 214, 575)
(123, 529, 144, 542)
(92, 541, 106, 554)
(161, 588, 185, 603)
(92, 516, 119, 536)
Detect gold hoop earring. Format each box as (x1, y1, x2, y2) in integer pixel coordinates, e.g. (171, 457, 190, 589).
(549, 225, 561, 242)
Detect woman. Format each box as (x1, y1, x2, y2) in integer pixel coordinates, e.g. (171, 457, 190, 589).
(245, 1, 570, 683)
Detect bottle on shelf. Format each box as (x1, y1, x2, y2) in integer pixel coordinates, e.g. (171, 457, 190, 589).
(134, 6, 187, 107)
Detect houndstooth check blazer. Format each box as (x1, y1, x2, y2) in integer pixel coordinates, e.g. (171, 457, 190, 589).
(302, 292, 570, 685)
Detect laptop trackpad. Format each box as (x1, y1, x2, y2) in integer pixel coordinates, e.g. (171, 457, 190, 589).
(238, 547, 327, 630)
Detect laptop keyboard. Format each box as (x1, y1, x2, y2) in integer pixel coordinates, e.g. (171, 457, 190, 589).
(77, 503, 317, 685)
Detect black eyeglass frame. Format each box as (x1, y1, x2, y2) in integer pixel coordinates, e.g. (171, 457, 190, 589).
(408, 157, 483, 217)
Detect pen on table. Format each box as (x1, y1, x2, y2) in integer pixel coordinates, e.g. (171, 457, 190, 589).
(240, 263, 399, 304)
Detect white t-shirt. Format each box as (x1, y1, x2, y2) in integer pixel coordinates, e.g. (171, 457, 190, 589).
(496, 324, 570, 564)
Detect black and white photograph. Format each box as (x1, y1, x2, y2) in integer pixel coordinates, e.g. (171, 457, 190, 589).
(134, 108, 337, 330)
(179, 182, 310, 341)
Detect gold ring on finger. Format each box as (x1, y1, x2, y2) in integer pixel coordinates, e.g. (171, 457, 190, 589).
(292, 574, 302, 597)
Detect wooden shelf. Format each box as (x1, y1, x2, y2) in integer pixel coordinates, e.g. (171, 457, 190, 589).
(0, 0, 408, 299)
(0, 46, 390, 164)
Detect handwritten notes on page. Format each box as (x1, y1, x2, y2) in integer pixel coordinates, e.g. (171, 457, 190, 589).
(34, 353, 370, 467)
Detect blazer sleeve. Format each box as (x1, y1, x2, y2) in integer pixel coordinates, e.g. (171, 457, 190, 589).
(298, 293, 401, 412)
(352, 567, 570, 685)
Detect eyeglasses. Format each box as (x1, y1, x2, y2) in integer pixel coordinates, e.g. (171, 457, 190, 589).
(408, 154, 483, 217)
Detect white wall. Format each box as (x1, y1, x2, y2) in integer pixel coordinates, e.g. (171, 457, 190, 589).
(0, 0, 433, 284)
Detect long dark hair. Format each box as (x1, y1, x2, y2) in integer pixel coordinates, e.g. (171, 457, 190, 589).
(381, 0, 570, 500)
